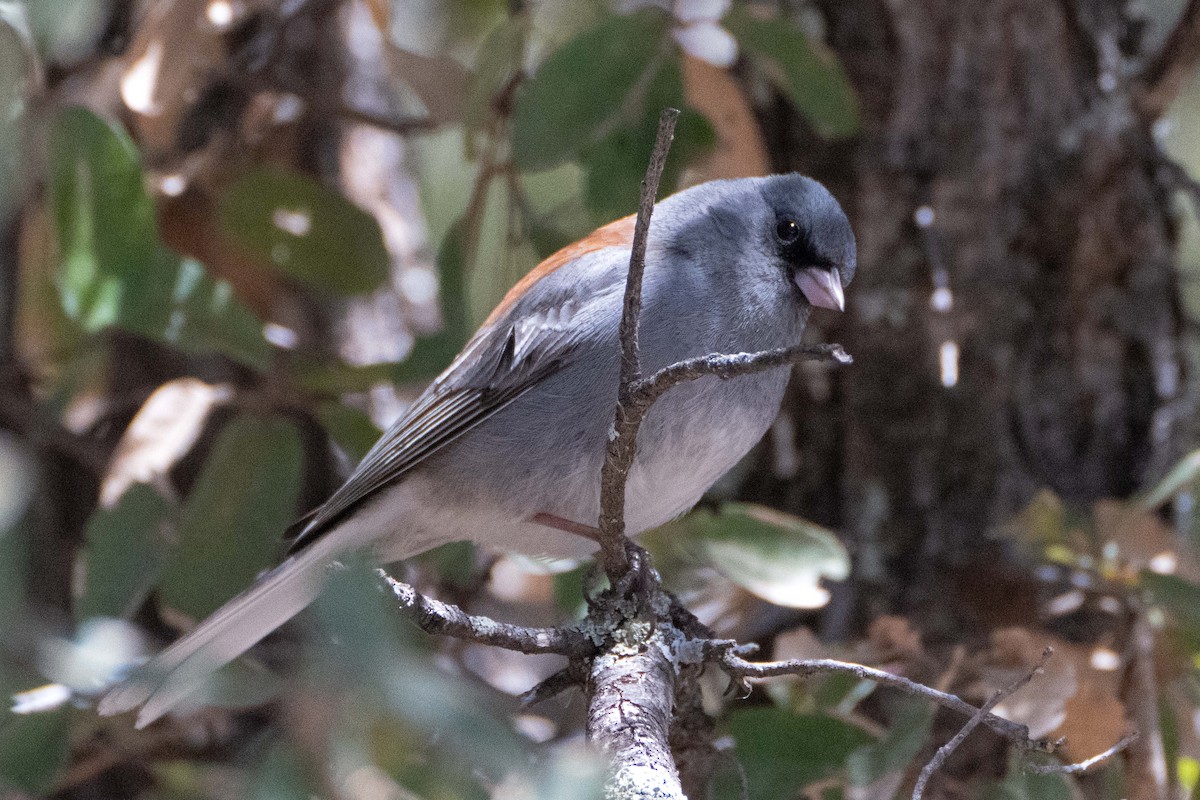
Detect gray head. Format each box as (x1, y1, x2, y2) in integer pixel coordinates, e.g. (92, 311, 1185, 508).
(757, 174, 856, 311)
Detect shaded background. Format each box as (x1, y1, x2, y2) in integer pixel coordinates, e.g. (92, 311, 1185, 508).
(4, 0, 1200, 797)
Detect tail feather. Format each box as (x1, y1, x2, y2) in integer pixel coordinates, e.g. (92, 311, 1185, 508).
(98, 536, 341, 728)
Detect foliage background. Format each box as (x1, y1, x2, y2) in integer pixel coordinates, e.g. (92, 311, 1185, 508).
(3, 0, 1200, 798)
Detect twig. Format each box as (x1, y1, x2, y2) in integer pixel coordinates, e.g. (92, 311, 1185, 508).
(379, 571, 591, 656)
(912, 648, 1052, 800)
(719, 653, 1055, 751)
(597, 107, 680, 576)
(337, 104, 438, 135)
(1140, 0, 1200, 118)
(520, 666, 582, 707)
(1026, 731, 1140, 775)
(635, 344, 851, 408)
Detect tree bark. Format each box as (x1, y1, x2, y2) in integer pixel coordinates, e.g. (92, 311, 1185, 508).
(774, 0, 1188, 626)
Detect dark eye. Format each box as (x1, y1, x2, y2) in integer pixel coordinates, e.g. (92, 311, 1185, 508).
(776, 218, 801, 244)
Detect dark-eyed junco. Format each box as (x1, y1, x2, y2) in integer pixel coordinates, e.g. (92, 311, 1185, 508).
(100, 173, 856, 726)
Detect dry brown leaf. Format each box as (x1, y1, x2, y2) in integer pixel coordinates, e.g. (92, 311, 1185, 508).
(384, 44, 469, 125)
(100, 378, 233, 508)
(1093, 498, 1200, 582)
(973, 628, 1128, 755)
(866, 615, 924, 662)
(681, 54, 769, 181)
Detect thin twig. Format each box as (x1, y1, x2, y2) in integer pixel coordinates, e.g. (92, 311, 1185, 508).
(1026, 731, 1140, 775)
(337, 104, 438, 135)
(720, 653, 1055, 751)
(912, 648, 1052, 800)
(635, 344, 852, 408)
(521, 666, 583, 707)
(379, 571, 591, 656)
(597, 107, 680, 576)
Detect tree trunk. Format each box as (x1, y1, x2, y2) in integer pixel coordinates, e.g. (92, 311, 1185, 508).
(773, 0, 1188, 629)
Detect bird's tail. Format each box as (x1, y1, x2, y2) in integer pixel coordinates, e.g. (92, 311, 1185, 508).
(98, 534, 344, 728)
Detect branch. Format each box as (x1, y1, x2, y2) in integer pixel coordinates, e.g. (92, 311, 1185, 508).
(635, 344, 852, 408)
(587, 623, 686, 799)
(379, 571, 592, 656)
(597, 107, 680, 576)
(720, 653, 1053, 749)
(1027, 731, 1140, 776)
(912, 648, 1051, 800)
(1140, 0, 1200, 118)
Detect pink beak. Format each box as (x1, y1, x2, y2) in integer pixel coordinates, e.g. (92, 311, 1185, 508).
(795, 267, 845, 312)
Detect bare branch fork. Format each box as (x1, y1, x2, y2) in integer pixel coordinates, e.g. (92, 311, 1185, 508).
(372, 108, 1135, 797)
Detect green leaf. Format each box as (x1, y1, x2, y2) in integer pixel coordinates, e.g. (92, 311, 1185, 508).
(457, 179, 541, 327)
(726, 7, 859, 138)
(684, 503, 849, 609)
(1142, 572, 1200, 650)
(75, 484, 172, 622)
(160, 414, 302, 619)
(1138, 449, 1200, 510)
(49, 107, 156, 329)
(248, 742, 319, 800)
(718, 708, 873, 800)
(162, 255, 273, 370)
(312, 560, 528, 774)
(464, 17, 527, 155)
(219, 166, 390, 295)
(846, 698, 934, 786)
(47, 108, 270, 368)
(582, 60, 714, 221)
(0, 707, 70, 793)
(980, 752, 1076, 800)
(316, 401, 380, 464)
(512, 11, 670, 170)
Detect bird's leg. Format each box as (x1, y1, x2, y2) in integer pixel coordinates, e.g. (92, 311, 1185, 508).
(529, 512, 602, 541)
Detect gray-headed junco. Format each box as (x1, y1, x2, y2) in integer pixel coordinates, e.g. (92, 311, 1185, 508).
(100, 173, 856, 726)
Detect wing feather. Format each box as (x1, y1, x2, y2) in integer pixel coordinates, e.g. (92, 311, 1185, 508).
(286, 231, 634, 555)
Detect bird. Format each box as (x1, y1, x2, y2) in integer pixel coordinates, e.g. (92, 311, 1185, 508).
(98, 173, 856, 727)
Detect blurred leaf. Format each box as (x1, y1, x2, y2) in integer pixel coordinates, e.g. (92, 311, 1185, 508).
(49, 107, 156, 330)
(845, 697, 933, 786)
(1138, 449, 1200, 510)
(425, 541, 477, 588)
(512, 11, 669, 170)
(1142, 572, 1200, 649)
(75, 484, 171, 622)
(726, 7, 859, 139)
(219, 167, 389, 295)
(248, 742, 319, 800)
(464, 17, 527, 154)
(160, 414, 302, 619)
(0, 2, 38, 221)
(385, 45, 470, 125)
(312, 559, 528, 776)
(0, 707, 69, 793)
(48, 108, 270, 368)
(717, 708, 873, 800)
(981, 752, 1076, 800)
(457, 180, 540, 327)
(582, 59, 714, 221)
(161, 255, 272, 370)
(316, 401, 380, 464)
(684, 503, 849, 609)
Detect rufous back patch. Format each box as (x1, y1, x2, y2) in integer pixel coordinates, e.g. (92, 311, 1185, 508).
(484, 214, 637, 325)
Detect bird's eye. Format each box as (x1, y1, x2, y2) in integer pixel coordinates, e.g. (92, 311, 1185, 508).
(776, 218, 801, 244)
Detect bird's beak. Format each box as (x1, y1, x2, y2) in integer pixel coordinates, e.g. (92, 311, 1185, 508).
(795, 267, 845, 312)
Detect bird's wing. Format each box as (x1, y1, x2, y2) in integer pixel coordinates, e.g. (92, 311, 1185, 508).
(286, 237, 633, 554)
